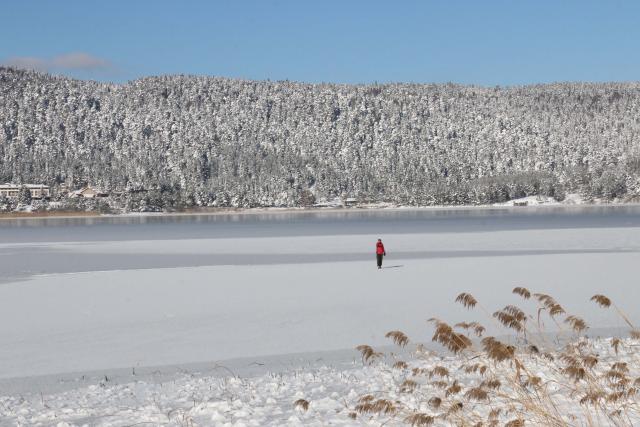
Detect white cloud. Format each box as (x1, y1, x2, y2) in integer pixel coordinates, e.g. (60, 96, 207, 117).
(50, 52, 111, 70)
(2, 52, 112, 72)
(2, 56, 48, 71)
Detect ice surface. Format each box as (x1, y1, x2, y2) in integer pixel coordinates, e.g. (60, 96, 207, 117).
(1, 209, 640, 425)
(1, 228, 639, 379)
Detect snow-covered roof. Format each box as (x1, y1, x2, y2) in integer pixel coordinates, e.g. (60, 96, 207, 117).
(0, 183, 49, 189)
(69, 186, 108, 197)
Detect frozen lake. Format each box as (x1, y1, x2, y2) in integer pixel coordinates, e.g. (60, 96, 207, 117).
(1, 206, 640, 381)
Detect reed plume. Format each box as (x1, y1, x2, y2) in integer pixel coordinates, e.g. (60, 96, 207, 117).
(355, 345, 381, 364)
(385, 330, 410, 347)
(393, 360, 409, 370)
(404, 413, 435, 426)
(346, 287, 640, 426)
(355, 398, 397, 415)
(293, 399, 309, 411)
(513, 286, 531, 299)
(455, 292, 477, 309)
(565, 315, 588, 333)
(429, 318, 472, 354)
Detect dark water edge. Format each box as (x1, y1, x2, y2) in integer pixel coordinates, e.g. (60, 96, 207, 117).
(2, 247, 636, 285)
(2, 205, 640, 243)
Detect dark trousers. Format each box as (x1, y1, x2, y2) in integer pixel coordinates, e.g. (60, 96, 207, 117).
(376, 254, 383, 268)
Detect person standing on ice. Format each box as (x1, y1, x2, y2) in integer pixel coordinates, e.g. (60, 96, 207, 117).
(376, 239, 386, 269)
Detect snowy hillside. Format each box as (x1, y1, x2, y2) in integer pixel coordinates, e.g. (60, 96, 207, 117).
(2, 67, 640, 210)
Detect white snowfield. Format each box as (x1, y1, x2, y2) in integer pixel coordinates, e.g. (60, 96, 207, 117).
(1, 219, 640, 425)
(1, 229, 639, 379)
(2, 338, 639, 426)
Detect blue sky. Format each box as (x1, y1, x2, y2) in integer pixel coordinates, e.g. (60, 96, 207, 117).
(2, 0, 639, 85)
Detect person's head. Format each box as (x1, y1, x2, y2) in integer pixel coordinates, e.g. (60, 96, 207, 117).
(377, 238, 382, 242)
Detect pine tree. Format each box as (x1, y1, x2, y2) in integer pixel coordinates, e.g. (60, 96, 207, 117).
(1, 66, 640, 211)
(18, 186, 32, 205)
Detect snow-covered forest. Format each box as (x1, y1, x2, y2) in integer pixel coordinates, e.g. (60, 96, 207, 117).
(2, 66, 640, 210)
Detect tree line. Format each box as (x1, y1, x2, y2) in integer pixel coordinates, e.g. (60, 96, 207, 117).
(1, 66, 640, 211)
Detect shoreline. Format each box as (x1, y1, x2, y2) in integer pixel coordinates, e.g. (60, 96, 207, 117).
(0, 325, 630, 394)
(0, 325, 631, 396)
(1, 200, 639, 221)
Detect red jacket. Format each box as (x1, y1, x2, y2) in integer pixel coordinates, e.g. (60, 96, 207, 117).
(376, 241, 386, 255)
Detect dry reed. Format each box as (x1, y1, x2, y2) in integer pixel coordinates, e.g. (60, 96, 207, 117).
(386, 330, 410, 347)
(355, 344, 381, 364)
(347, 288, 640, 426)
(293, 398, 309, 411)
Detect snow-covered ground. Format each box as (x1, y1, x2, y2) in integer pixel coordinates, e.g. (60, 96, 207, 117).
(1, 229, 639, 379)
(1, 210, 640, 425)
(493, 195, 560, 206)
(2, 337, 640, 426)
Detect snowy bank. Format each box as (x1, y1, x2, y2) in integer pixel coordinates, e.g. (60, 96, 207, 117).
(2, 337, 640, 426)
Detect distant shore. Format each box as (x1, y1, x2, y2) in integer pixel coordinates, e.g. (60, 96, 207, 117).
(0, 210, 103, 220)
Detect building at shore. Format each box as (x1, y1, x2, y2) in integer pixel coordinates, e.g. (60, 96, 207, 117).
(0, 184, 50, 199)
(69, 186, 109, 198)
